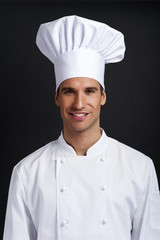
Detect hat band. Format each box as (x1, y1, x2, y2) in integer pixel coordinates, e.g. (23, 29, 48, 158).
(54, 48, 105, 90)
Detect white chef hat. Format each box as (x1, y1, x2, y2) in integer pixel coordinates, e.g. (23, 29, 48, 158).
(36, 15, 125, 90)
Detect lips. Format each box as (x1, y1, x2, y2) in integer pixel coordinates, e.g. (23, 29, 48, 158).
(69, 112, 89, 121)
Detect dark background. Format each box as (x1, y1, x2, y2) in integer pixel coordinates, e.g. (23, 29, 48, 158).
(1, 0, 160, 238)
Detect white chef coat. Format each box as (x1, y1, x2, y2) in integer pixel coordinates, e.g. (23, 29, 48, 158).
(3, 130, 160, 240)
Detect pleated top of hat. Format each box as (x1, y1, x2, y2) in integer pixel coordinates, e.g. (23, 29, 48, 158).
(36, 15, 125, 90)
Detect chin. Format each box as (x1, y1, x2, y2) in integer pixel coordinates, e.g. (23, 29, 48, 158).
(69, 123, 96, 134)
(70, 127, 88, 133)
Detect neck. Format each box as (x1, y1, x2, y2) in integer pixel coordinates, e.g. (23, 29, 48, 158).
(63, 127, 102, 156)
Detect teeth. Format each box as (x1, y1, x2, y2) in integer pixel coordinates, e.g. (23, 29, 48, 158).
(72, 113, 86, 117)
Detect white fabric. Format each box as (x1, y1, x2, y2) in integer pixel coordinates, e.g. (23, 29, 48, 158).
(36, 15, 125, 90)
(3, 130, 160, 240)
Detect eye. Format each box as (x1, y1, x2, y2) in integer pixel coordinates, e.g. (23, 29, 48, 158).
(85, 89, 96, 94)
(64, 89, 75, 94)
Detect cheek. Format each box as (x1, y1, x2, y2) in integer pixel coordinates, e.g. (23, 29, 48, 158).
(58, 97, 67, 108)
(59, 104, 66, 115)
(59, 99, 71, 113)
(91, 99, 102, 109)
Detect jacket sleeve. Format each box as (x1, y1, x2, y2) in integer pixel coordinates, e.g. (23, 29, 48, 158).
(3, 166, 37, 240)
(131, 158, 160, 239)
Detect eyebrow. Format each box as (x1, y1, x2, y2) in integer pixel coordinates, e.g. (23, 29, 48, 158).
(61, 87, 75, 92)
(85, 87, 98, 91)
(61, 87, 98, 92)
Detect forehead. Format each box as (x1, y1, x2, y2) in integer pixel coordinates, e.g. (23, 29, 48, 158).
(59, 77, 100, 89)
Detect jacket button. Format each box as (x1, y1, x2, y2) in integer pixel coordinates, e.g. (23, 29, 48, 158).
(60, 187, 68, 192)
(60, 159, 66, 164)
(101, 186, 106, 191)
(100, 158, 104, 162)
(61, 219, 69, 227)
(102, 219, 107, 225)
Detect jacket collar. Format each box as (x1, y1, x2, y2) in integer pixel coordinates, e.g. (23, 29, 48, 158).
(56, 129, 108, 157)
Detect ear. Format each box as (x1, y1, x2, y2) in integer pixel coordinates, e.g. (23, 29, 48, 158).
(55, 92, 60, 106)
(101, 90, 106, 106)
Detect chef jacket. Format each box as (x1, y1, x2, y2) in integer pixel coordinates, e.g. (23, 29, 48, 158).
(3, 130, 160, 240)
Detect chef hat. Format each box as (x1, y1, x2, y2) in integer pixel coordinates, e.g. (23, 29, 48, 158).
(36, 15, 125, 90)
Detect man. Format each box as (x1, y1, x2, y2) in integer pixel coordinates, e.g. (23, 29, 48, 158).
(3, 15, 160, 240)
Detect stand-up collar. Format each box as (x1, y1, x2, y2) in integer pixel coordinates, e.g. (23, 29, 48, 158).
(56, 129, 108, 157)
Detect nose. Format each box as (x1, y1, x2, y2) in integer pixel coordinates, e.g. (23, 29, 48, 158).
(72, 92, 85, 110)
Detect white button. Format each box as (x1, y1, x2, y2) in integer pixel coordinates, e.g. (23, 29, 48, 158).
(61, 219, 69, 227)
(60, 159, 66, 164)
(101, 186, 106, 191)
(60, 187, 67, 192)
(102, 219, 107, 225)
(100, 158, 104, 162)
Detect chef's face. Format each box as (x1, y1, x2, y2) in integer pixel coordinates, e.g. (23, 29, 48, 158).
(55, 77, 106, 135)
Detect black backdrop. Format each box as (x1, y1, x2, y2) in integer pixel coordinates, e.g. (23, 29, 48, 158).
(1, 0, 160, 238)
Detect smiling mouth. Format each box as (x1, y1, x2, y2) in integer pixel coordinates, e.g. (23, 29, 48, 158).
(71, 113, 88, 117)
(69, 112, 89, 120)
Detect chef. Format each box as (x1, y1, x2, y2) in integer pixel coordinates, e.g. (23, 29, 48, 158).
(3, 15, 160, 240)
